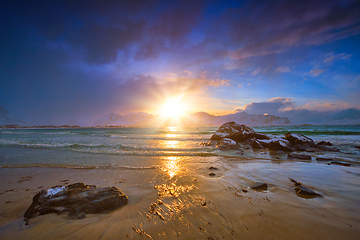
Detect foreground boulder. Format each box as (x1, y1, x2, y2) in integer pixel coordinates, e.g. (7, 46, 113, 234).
(210, 121, 254, 142)
(218, 137, 239, 150)
(209, 122, 337, 154)
(285, 132, 316, 148)
(24, 183, 128, 224)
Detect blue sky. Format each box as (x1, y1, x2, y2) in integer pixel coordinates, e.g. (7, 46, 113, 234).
(1, 0, 360, 125)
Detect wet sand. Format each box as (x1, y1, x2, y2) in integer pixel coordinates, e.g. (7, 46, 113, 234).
(1, 157, 360, 239)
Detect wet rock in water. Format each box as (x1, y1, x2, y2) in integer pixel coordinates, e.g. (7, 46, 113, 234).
(293, 144, 311, 151)
(268, 139, 295, 152)
(252, 132, 270, 140)
(209, 166, 218, 170)
(294, 185, 322, 198)
(218, 138, 239, 150)
(305, 147, 318, 152)
(251, 182, 268, 191)
(24, 183, 128, 224)
(200, 141, 216, 146)
(329, 161, 351, 167)
(250, 138, 264, 149)
(210, 121, 254, 142)
(317, 141, 333, 146)
(316, 157, 333, 162)
(317, 145, 340, 152)
(287, 153, 312, 160)
(275, 150, 285, 155)
(208, 172, 216, 177)
(285, 132, 316, 147)
(289, 178, 322, 198)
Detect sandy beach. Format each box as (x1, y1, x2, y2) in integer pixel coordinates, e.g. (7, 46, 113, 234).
(1, 151, 360, 239)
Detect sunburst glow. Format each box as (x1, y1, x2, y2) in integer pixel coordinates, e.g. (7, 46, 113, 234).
(161, 96, 186, 119)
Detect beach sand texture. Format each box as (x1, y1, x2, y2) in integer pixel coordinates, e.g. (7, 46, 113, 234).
(1, 156, 360, 239)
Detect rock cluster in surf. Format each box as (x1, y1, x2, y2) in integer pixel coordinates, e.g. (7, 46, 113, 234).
(24, 182, 128, 224)
(207, 121, 340, 154)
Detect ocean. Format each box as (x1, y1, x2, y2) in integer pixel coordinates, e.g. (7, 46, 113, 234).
(0, 125, 359, 168)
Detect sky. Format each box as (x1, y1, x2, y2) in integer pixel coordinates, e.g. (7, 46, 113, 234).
(1, 0, 360, 125)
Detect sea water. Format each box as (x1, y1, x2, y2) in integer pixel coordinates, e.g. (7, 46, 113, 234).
(0, 125, 359, 168)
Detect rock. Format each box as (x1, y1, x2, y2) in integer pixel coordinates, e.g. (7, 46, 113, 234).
(294, 185, 322, 198)
(218, 138, 239, 150)
(317, 141, 333, 146)
(257, 136, 294, 152)
(293, 144, 311, 151)
(287, 153, 312, 160)
(251, 182, 268, 191)
(252, 132, 270, 140)
(269, 139, 295, 152)
(275, 150, 285, 155)
(329, 161, 351, 167)
(289, 178, 322, 198)
(316, 157, 333, 161)
(210, 121, 254, 142)
(209, 166, 218, 170)
(305, 147, 318, 152)
(250, 138, 264, 149)
(209, 172, 216, 176)
(24, 183, 128, 224)
(285, 132, 316, 147)
(317, 145, 340, 152)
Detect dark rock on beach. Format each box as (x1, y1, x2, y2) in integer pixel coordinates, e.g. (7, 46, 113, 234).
(294, 185, 322, 198)
(250, 138, 264, 149)
(316, 157, 333, 162)
(285, 132, 316, 147)
(218, 138, 239, 150)
(317, 141, 333, 146)
(289, 178, 322, 198)
(269, 139, 295, 152)
(24, 183, 128, 224)
(251, 182, 268, 191)
(316, 145, 340, 152)
(210, 121, 254, 142)
(287, 153, 312, 160)
(209, 122, 341, 157)
(329, 161, 351, 167)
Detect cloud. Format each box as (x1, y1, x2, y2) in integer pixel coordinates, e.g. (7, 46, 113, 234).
(243, 97, 295, 115)
(251, 68, 261, 76)
(309, 69, 326, 77)
(275, 66, 290, 73)
(241, 97, 360, 124)
(229, 0, 360, 60)
(324, 52, 353, 63)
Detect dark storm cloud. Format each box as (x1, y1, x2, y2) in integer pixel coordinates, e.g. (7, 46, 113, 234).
(227, 0, 360, 60)
(243, 97, 295, 115)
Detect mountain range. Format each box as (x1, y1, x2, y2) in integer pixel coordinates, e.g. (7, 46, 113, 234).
(95, 111, 292, 127)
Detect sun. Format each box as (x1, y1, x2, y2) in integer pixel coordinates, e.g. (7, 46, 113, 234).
(161, 96, 186, 119)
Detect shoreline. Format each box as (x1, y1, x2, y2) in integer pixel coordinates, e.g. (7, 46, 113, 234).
(1, 157, 360, 239)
